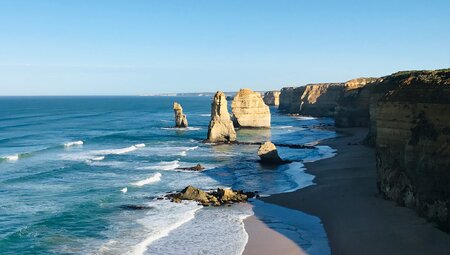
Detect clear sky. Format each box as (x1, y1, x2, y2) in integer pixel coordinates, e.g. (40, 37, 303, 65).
(0, 0, 449, 95)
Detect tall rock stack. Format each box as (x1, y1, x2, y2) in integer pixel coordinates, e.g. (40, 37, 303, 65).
(173, 102, 188, 128)
(374, 69, 450, 231)
(207, 91, 237, 142)
(231, 89, 271, 128)
(263, 91, 281, 106)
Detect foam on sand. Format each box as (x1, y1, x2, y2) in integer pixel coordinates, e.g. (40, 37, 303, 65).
(64, 141, 84, 147)
(131, 173, 162, 186)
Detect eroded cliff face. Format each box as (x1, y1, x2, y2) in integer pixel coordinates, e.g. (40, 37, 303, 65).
(207, 91, 237, 142)
(263, 91, 281, 106)
(334, 78, 378, 127)
(299, 83, 345, 117)
(278, 83, 345, 116)
(375, 69, 450, 231)
(231, 89, 271, 128)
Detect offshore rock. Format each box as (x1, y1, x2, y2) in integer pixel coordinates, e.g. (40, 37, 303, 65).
(176, 164, 205, 171)
(207, 91, 237, 142)
(263, 91, 281, 106)
(374, 69, 450, 231)
(231, 88, 271, 128)
(173, 102, 188, 128)
(257, 141, 285, 164)
(167, 185, 252, 206)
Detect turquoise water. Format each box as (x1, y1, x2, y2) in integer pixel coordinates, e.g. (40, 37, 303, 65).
(0, 96, 335, 254)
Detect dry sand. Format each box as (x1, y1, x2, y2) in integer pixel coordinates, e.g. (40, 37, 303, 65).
(259, 127, 450, 255)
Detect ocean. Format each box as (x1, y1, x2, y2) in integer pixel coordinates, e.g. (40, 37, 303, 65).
(0, 96, 335, 255)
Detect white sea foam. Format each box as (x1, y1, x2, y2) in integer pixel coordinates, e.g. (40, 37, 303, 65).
(199, 113, 211, 117)
(94, 144, 140, 155)
(161, 127, 201, 131)
(64, 140, 84, 147)
(293, 116, 317, 120)
(139, 160, 180, 171)
(91, 156, 105, 161)
(135, 143, 146, 148)
(121, 187, 128, 193)
(130, 201, 200, 255)
(4, 154, 19, 161)
(131, 173, 162, 187)
(145, 203, 253, 255)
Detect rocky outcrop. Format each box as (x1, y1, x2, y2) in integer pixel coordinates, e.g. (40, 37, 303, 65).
(263, 91, 281, 106)
(375, 69, 450, 231)
(257, 141, 284, 164)
(173, 102, 188, 128)
(231, 89, 271, 128)
(207, 91, 237, 142)
(334, 78, 378, 127)
(167, 185, 254, 206)
(176, 164, 205, 171)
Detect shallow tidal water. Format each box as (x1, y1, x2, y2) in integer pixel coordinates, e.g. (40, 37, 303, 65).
(0, 96, 334, 255)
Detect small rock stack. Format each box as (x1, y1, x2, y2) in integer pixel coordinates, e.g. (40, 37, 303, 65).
(173, 102, 188, 128)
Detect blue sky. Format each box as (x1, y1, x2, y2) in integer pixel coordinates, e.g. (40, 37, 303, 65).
(0, 0, 449, 95)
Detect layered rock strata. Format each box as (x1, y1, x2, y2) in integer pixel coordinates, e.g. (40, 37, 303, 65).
(278, 83, 345, 116)
(173, 102, 188, 128)
(375, 69, 450, 231)
(207, 91, 237, 142)
(334, 78, 378, 127)
(263, 91, 281, 106)
(231, 88, 271, 128)
(298, 83, 345, 117)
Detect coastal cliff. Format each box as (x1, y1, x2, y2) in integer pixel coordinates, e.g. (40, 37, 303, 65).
(207, 91, 237, 142)
(278, 87, 306, 113)
(263, 91, 281, 106)
(231, 89, 271, 128)
(334, 78, 378, 127)
(298, 83, 345, 117)
(278, 83, 346, 116)
(374, 69, 450, 231)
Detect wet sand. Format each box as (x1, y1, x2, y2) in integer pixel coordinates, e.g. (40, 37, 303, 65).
(243, 216, 306, 255)
(260, 127, 450, 255)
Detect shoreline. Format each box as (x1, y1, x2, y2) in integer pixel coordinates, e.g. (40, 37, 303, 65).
(257, 127, 450, 255)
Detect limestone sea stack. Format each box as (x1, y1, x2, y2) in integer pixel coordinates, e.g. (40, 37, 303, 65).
(231, 88, 271, 128)
(207, 91, 237, 142)
(257, 141, 284, 164)
(263, 91, 281, 106)
(173, 102, 188, 128)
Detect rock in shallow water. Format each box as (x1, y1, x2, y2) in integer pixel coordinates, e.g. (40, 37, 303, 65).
(207, 91, 237, 143)
(257, 141, 285, 164)
(166, 185, 254, 206)
(173, 102, 188, 128)
(231, 88, 271, 128)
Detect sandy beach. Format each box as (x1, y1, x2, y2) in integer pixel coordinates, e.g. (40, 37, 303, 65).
(246, 127, 450, 255)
